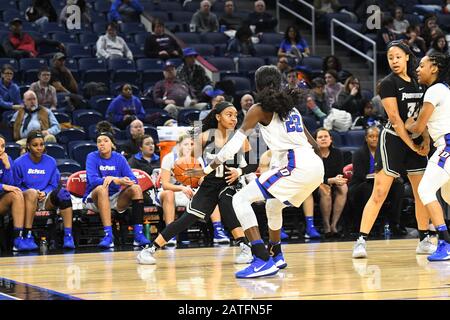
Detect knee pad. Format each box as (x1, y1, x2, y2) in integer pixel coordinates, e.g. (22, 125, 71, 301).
(50, 186, 72, 210)
(232, 189, 258, 230)
(266, 199, 285, 231)
(418, 182, 437, 206)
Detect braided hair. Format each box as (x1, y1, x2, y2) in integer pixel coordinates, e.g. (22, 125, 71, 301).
(427, 52, 450, 86)
(254, 65, 300, 120)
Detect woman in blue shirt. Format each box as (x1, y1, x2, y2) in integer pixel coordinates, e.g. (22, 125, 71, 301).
(106, 83, 145, 130)
(13, 130, 75, 250)
(278, 25, 310, 60)
(0, 134, 28, 251)
(84, 121, 150, 249)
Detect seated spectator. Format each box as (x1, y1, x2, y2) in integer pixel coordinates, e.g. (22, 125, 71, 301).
(309, 77, 329, 117)
(305, 94, 327, 123)
(106, 83, 145, 130)
(59, 0, 92, 25)
(108, 0, 143, 23)
(176, 48, 213, 100)
(245, 0, 277, 34)
(13, 130, 75, 251)
(11, 91, 60, 147)
(422, 14, 441, 50)
(348, 126, 406, 235)
(96, 22, 133, 60)
(219, 1, 243, 31)
(50, 52, 85, 110)
(315, 127, 348, 237)
(2, 18, 64, 59)
(225, 25, 256, 58)
(30, 66, 57, 111)
(154, 61, 207, 119)
(278, 25, 310, 60)
(350, 99, 383, 130)
(83, 121, 151, 249)
(0, 134, 27, 252)
(324, 69, 344, 109)
(25, 0, 58, 27)
(444, 0, 450, 14)
(322, 55, 351, 83)
(144, 19, 181, 60)
(128, 134, 160, 174)
(276, 56, 291, 88)
(335, 76, 364, 118)
(405, 25, 427, 59)
(121, 119, 145, 159)
(285, 69, 309, 115)
(426, 32, 448, 55)
(190, 0, 219, 33)
(314, 0, 341, 17)
(392, 6, 409, 35)
(0, 64, 22, 111)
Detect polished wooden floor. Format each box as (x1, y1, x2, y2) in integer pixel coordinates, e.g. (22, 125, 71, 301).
(0, 239, 449, 300)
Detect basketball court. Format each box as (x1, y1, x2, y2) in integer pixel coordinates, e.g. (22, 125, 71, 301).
(0, 239, 448, 300)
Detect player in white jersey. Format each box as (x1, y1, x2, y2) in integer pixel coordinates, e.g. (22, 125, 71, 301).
(188, 65, 324, 278)
(405, 52, 450, 261)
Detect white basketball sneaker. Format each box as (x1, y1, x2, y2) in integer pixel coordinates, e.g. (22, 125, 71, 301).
(235, 242, 253, 264)
(352, 236, 367, 259)
(137, 246, 157, 265)
(416, 235, 437, 255)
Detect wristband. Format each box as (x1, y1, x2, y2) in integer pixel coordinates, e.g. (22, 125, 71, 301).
(203, 165, 214, 175)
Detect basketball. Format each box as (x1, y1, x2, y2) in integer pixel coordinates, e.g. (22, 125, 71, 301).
(172, 157, 202, 188)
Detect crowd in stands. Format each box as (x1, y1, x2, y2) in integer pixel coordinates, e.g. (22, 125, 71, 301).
(1, 0, 449, 252)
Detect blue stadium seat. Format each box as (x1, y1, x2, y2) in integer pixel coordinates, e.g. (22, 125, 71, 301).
(164, 22, 184, 33)
(127, 44, 145, 59)
(345, 129, 366, 147)
(73, 110, 104, 132)
(56, 159, 82, 174)
(136, 58, 164, 71)
(52, 32, 78, 44)
(158, 2, 182, 12)
(191, 44, 215, 57)
(171, 11, 193, 25)
(183, 1, 201, 12)
(302, 115, 318, 134)
(0, 58, 18, 72)
(361, 89, 374, 100)
(0, 1, 17, 11)
(53, 112, 71, 124)
(201, 32, 228, 45)
(119, 23, 146, 34)
(174, 32, 201, 44)
(108, 58, 137, 84)
(140, 97, 155, 109)
(66, 44, 92, 59)
(206, 57, 236, 73)
(57, 128, 87, 145)
(90, 11, 107, 23)
(94, 0, 111, 14)
(5, 143, 21, 160)
(2, 10, 21, 23)
(238, 57, 265, 73)
(69, 142, 98, 169)
(177, 109, 201, 126)
(0, 127, 12, 141)
(40, 22, 66, 34)
(79, 33, 98, 46)
(2, 110, 15, 125)
(92, 22, 108, 34)
(150, 11, 169, 22)
(329, 130, 343, 147)
(222, 76, 252, 93)
(92, 97, 113, 116)
(141, 70, 164, 86)
(19, 85, 30, 96)
(297, 56, 324, 77)
(19, 58, 48, 84)
(253, 44, 277, 57)
(144, 125, 159, 143)
(45, 143, 67, 159)
(260, 33, 284, 46)
(79, 58, 108, 82)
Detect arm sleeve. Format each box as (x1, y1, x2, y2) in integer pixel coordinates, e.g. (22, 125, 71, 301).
(12, 161, 25, 190)
(1, 156, 14, 186)
(106, 98, 123, 124)
(47, 110, 61, 135)
(86, 153, 105, 188)
(0, 96, 13, 109)
(214, 130, 247, 164)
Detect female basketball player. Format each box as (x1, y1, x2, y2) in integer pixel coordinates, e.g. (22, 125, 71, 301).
(183, 65, 324, 279)
(137, 101, 256, 265)
(158, 133, 230, 246)
(83, 121, 150, 249)
(405, 53, 450, 261)
(0, 135, 27, 251)
(352, 40, 434, 259)
(13, 130, 75, 250)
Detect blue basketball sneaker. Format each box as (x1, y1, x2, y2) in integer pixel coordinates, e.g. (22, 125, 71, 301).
(427, 240, 450, 261)
(24, 234, 38, 251)
(305, 226, 321, 239)
(98, 235, 114, 248)
(12, 236, 29, 252)
(213, 227, 230, 244)
(272, 252, 287, 269)
(63, 234, 75, 249)
(235, 256, 279, 278)
(133, 233, 151, 247)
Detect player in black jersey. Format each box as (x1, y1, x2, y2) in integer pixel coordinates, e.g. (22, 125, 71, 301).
(353, 40, 434, 259)
(137, 101, 256, 265)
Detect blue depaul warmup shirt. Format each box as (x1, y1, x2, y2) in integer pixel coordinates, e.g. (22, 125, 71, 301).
(84, 151, 137, 201)
(13, 153, 59, 194)
(0, 156, 14, 192)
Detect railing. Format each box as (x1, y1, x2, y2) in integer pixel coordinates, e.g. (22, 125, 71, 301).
(276, 0, 315, 55)
(330, 18, 377, 94)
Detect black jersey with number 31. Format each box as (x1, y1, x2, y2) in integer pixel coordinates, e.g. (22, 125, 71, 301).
(379, 73, 424, 132)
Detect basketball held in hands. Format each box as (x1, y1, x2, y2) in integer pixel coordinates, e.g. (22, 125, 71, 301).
(173, 157, 202, 188)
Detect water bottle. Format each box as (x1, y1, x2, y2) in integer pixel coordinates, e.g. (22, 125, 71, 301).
(384, 223, 391, 239)
(39, 237, 48, 255)
(219, 25, 226, 33)
(144, 222, 150, 240)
